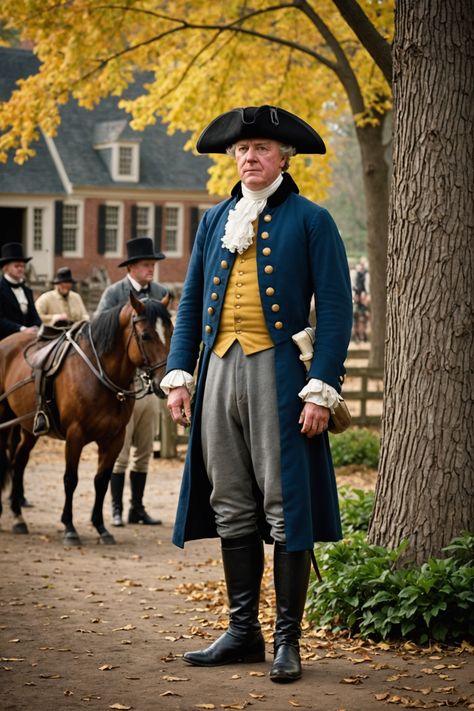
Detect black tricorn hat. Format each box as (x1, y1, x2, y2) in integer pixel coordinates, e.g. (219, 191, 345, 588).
(196, 105, 326, 155)
(52, 266, 77, 284)
(118, 237, 165, 267)
(0, 242, 32, 267)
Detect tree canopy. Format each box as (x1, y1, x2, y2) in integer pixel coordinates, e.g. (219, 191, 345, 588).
(0, 0, 393, 201)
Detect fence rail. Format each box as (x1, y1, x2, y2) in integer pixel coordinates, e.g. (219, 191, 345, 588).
(156, 349, 383, 458)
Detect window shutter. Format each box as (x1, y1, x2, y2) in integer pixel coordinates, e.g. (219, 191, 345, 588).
(189, 207, 200, 253)
(54, 200, 63, 256)
(154, 205, 163, 252)
(98, 204, 106, 255)
(131, 205, 138, 239)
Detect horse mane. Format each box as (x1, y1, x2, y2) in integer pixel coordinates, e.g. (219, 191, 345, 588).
(90, 299, 171, 357)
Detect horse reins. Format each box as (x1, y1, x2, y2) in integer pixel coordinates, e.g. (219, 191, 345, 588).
(66, 315, 167, 402)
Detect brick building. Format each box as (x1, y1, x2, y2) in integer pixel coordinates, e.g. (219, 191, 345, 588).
(0, 48, 217, 302)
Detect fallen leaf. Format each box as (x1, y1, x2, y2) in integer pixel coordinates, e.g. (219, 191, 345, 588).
(160, 691, 182, 697)
(289, 702, 302, 708)
(249, 693, 265, 699)
(112, 624, 136, 632)
(109, 705, 132, 710)
(161, 675, 189, 682)
(99, 664, 119, 671)
(39, 673, 62, 679)
(231, 674, 241, 679)
(8, 639, 20, 643)
(248, 671, 265, 677)
(194, 705, 215, 710)
(64, 690, 74, 696)
(375, 693, 390, 701)
(340, 677, 362, 685)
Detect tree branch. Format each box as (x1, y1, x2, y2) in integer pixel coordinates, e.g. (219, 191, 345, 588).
(329, 0, 392, 86)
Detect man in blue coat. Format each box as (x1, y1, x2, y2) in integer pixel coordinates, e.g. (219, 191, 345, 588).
(161, 106, 352, 683)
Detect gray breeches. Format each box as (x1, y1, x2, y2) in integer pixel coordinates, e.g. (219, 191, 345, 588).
(201, 341, 285, 542)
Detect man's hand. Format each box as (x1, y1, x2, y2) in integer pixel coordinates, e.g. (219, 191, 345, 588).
(167, 386, 192, 426)
(299, 402, 330, 438)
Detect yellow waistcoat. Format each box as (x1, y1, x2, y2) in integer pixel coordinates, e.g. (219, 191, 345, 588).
(213, 233, 273, 357)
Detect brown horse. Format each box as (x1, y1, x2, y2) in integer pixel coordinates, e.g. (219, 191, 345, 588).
(0, 293, 172, 545)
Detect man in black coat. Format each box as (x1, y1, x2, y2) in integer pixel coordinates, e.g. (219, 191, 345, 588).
(0, 242, 41, 340)
(0, 242, 42, 506)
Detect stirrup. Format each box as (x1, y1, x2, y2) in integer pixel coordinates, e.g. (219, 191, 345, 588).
(33, 410, 50, 436)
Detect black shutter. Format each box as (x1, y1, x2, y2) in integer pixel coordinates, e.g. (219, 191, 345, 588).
(54, 200, 63, 256)
(154, 205, 163, 252)
(131, 205, 138, 239)
(98, 204, 106, 255)
(189, 206, 200, 253)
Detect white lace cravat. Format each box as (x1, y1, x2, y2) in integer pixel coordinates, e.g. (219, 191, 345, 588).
(221, 174, 283, 254)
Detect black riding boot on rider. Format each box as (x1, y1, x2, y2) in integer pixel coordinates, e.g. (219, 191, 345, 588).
(110, 471, 125, 527)
(128, 470, 162, 525)
(183, 533, 266, 666)
(269, 543, 311, 683)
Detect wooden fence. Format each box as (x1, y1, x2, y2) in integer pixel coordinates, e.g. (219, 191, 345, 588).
(155, 348, 384, 458)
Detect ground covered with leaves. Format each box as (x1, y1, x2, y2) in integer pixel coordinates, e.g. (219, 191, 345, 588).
(1, 438, 472, 711)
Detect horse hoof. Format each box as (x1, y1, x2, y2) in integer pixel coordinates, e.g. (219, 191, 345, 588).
(63, 531, 81, 546)
(13, 522, 29, 534)
(99, 531, 116, 545)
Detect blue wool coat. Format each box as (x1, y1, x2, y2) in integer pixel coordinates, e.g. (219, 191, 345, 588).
(167, 174, 353, 552)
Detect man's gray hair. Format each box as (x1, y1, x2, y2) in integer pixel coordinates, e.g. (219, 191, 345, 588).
(226, 142, 296, 171)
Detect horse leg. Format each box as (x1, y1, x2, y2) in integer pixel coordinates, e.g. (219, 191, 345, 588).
(10, 428, 37, 535)
(91, 437, 126, 545)
(61, 438, 83, 546)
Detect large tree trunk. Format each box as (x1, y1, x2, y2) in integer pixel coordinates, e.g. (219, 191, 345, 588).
(356, 120, 390, 369)
(368, 0, 474, 564)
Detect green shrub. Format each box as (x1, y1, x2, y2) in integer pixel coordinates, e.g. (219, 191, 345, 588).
(338, 486, 375, 534)
(329, 428, 380, 468)
(306, 532, 474, 644)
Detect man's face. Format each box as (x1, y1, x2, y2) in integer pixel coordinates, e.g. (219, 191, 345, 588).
(235, 138, 285, 190)
(56, 282, 73, 296)
(128, 260, 156, 286)
(3, 261, 26, 281)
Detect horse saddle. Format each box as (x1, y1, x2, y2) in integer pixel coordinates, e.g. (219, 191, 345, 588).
(26, 321, 87, 437)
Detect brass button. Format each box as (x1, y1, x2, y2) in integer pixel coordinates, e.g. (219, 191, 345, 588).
(207, 306, 215, 315)
(236, 282, 243, 287)
(262, 247, 271, 256)
(266, 287, 275, 296)
(236, 330, 242, 334)
(213, 276, 221, 285)
(236, 294, 241, 299)
(238, 271, 244, 276)
(261, 231, 270, 240)
(263, 214, 272, 223)
(221, 260, 228, 269)
(235, 304, 241, 309)
(240, 258, 245, 263)
(271, 304, 280, 312)
(211, 292, 219, 301)
(264, 265, 274, 274)
(236, 318, 242, 324)
(205, 325, 212, 334)
(274, 321, 283, 330)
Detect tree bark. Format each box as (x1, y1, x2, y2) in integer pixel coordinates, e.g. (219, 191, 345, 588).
(368, 0, 474, 564)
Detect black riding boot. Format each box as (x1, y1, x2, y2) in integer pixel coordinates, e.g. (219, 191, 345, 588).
(270, 543, 311, 683)
(183, 533, 266, 666)
(128, 471, 162, 525)
(110, 472, 125, 527)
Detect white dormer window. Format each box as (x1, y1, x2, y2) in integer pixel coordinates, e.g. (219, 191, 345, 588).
(111, 143, 139, 182)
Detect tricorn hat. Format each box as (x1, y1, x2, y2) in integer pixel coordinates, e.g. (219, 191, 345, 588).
(0, 242, 32, 267)
(53, 266, 77, 284)
(196, 105, 326, 155)
(118, 237, 165, 268)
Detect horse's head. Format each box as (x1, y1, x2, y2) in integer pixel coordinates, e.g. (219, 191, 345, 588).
(122, 292, 173, 398)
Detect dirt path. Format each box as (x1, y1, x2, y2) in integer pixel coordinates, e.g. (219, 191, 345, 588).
(1, 439, 472, 711)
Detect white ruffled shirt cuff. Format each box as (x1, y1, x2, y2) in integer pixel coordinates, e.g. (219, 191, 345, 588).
(160, 369, 195, 396)
(298, 378, 339, 414)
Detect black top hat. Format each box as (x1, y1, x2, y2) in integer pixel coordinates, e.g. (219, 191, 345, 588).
(196, 105, 326, 155)
(118, 237, 165, 267)
(52, 267, 77, 284)
(0, 242, 32, 267)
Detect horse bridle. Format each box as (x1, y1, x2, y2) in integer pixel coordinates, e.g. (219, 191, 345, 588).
(126, 313, 169, 375)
